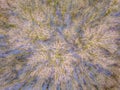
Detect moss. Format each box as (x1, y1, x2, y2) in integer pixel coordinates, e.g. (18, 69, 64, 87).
(0, 21, 16, 29)
(38, 35, 48, 41)
(55, 53, 62, 59)
(105, 9, 112, 16)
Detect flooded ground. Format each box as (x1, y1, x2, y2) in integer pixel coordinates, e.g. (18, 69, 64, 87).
(0, 0, 120, 90)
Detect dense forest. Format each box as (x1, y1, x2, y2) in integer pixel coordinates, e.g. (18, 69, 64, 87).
(0, 0, 120, 90)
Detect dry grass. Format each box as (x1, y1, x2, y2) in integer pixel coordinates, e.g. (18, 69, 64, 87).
(0, 0, 120, 90)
